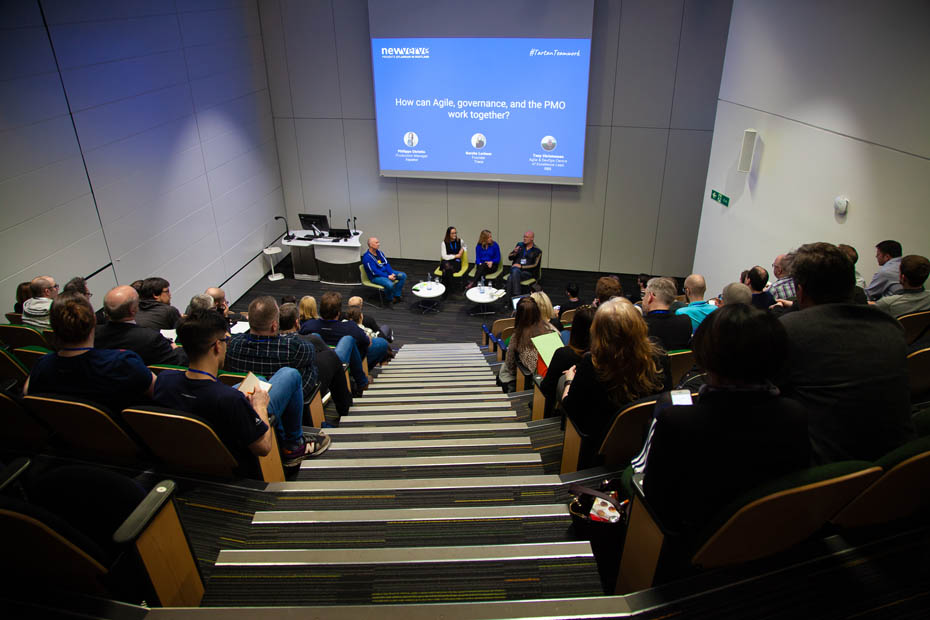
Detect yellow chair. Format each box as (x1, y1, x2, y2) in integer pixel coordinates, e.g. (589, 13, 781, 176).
(434, 248, 470, 290)
(359, 264, 388, 307)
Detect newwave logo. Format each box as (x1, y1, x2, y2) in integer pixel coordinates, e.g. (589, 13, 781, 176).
(381, 46, 430, 56)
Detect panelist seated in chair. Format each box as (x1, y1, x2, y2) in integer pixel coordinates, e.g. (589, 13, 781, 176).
(24, 292, 156, 413)
(640, 304, 811, 540)
(467, 229, 501, 290)
(362, 237, 407, 303)
(438, 226, 466, 298)
(506, 231, 542, 297)
(561, 298, 671, 452)
(153, 309, 275, 474)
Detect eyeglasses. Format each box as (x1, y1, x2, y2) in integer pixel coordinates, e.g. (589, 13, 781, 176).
(215, 335, 231, 345)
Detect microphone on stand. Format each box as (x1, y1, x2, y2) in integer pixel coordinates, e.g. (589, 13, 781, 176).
(353, 216, 358, 235)
(346, 218, 351, 238)
(274, 216, 293, 241)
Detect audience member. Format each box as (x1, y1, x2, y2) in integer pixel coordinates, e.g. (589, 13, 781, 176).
(152, 309, 274, 476)
(506, 231, 542, 297)
(675, 274, 716, 331)
(593, 276, 621, 307)
(346, 295, 393, 343)
(62, 276, 106, 324)
(498, 297, 558, 389)
(13, 281, 31, 314)
(467, 229, 501, 289)
(539, 305, 594, 414)
(866, 240, 904, 300)
(278, 303, 352, 420)
(299, 292, 377, 391)
(362, 237, 407, 303)
(641, 277, 692, 350)
(720, 282, 752, 306)
(779, 242, 914, 463)
(769, 253, 797, 300)
(641, 304, 810, 539)
(22, 275, 58, 328)
(25, 292, 155, 413)
(225, 297, 331, 463)
(838, 243, 867, 290)
(135, 277, 181, 330)
(281, 295, 297, 305)
(873, 254, 930, 317)
(561, 298, 670, 456)
(95, 285, 188, 366)
(186, 293, 214, 314)
(558, 282, 582, 319)
(205, 287, 246, 325)
(299, 296, 319, 323)
(743, 266, 775, 310)
(438, 226, 465, 297)
(531, 291, 563, 333)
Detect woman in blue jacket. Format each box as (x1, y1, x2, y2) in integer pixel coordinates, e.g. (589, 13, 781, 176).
(467, 229, 501, 289)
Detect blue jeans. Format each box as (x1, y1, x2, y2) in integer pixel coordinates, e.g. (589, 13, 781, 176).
(371, 271, 406, 299)
(367, 336, 389, 366)
(266, 367, 304, 446)
(332, 335, 368, 388)
(508, 266, 534, 296)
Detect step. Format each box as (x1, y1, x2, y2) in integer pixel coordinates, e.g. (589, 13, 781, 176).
(339, 411, 518, 424)
(348, 402, 512, 413)
(327, 437, 531, 451)
(215, 541, 592, 567)
(301, 453, 541, 469)
(323, 422, 528, 435)
(352, 394, 510, 404)
(364, 386, 502, 395)
(266, 474, 560, 492)
(252, 503, 569, 524)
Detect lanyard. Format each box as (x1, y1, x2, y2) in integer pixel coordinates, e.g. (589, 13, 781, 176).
(59, 347, 92, 351)
(187, 369, 217, 381)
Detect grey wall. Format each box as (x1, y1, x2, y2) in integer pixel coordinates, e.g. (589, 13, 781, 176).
(0, 0, 286, 310)
(261, 0, 732, 276)
(692, 0, 930, 296)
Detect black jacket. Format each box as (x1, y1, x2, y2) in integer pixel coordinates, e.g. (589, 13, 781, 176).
(95, 321, 188, 366)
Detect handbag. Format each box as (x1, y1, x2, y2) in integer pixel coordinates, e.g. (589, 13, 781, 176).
(568, 480, 629, 594)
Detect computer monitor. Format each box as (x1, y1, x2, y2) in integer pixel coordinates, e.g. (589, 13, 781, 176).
(511, 294, 530, 310)
(298, 213, 329, 234)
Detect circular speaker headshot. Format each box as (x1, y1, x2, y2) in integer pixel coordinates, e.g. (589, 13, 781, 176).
(540, 135, 557, 151)
(471, 133, 487, 149)
(403, 131, 419, 147)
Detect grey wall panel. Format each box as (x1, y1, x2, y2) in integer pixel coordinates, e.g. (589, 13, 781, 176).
(4, 0, 42, 27)
(498, 184, 552, 269)
(447, 181, 499, 259)
(333, 0, 375, 120)
(652, 129, 712, 275)
(0, 73, 69, 132)
(612, 0, 683, 128)
(184, 35, 266, 81)
(396, 179, 448, 260)
(42, 0, 174, 24)
(156, 230, 225, 297)
(105, 177, 212, 259)
(178, 3, 261, 47)
(218, 187, 286, 256)
(0, 230, 113, 296)
(212, 163, 281, 224)
(0, 115, 81, 183)
(258, 0, 293, 117)
(202, 110, 276, 172)
(600, 126, 668, 274)
(586, 0, 620, 127)
(59, 50, 188, 111)
(206, 138, 278, 199)
(71, 83, 194, 151)
(189, 59, 267, 112)
(0, 156, 89, 231)
(49, 15, 181, 69)
(197, 89, 271, 140)
(343, 119, 400, 252)
(550, 125, 610, 271)
(294, 118, 350, 215)
(281, 0, 341, 118)
(669, 0, 731, 130)
(0, 28, 57, 81)
(274, 117, 305, 220)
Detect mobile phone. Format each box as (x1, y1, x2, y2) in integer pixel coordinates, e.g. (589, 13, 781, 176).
(671, 389, 693, 406)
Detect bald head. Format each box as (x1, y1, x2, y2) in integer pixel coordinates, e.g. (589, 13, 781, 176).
(367, 237, 381, 252)
(30, 276, 57, 299)
(683, 274, 706, 301)
(105, 285, 139, 321)
(347, 296, 363, 308)
(205, 287, 227, 314)
(721, 282, 752, 306)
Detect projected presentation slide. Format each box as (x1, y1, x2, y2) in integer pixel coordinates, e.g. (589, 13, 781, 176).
(371, 37, 591, 185)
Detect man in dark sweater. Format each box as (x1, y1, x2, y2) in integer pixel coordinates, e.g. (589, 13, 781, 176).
(95, 285, 188, 366)
(135, 277, 181, 330)
(779, 242, 914, 463)
(641, 277, 692, 350)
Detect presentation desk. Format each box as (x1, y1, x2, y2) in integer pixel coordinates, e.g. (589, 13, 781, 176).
(282, 230, 363, 285)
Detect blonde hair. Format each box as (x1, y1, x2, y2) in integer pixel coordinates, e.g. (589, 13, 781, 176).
(530, 291, 556, 320)
(298, 295, 319, 322)
(477, 229, 492, 248)
(590, 298, 664, 404)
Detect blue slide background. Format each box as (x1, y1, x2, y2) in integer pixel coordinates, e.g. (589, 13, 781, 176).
(371, 37, 591, 181)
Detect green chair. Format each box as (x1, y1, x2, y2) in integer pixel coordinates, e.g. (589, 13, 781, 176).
(503, 264, 541, 292)
(467, 257, 503, 286)
(433, 247, 470, 290)
(359, 264, 388, 307)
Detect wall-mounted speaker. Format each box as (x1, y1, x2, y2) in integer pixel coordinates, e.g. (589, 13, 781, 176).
(737, 129, 757, 173)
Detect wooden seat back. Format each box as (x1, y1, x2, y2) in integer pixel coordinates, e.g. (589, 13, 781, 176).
(560, 308, 576, 325)
(598, 399, 658, 468)
(667, 350, 695, 386)
(12, 346, 52, 371)
(0, 324, 49, 350)
(0, 391, 49, 452)
(899, 310, 930, 344)
(0, 348, 29, 383)
(907, 347, 930, 399)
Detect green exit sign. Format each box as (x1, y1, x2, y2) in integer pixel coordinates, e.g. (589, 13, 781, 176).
(710, 190, 730, 207)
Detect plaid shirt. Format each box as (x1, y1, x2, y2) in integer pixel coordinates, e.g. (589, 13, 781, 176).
(769, 276, 797, 301)
(226, 332, 317, 401)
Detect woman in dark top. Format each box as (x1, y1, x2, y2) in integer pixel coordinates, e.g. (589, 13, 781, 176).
(13, 281, 30, 314)
(562, 298, 670, 450)
(438, 226, 464, 297)
(540, 305, 594, 414)
(642, 304, 811, 540)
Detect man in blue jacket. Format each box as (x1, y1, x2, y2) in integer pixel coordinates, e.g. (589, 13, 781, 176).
(362, 237, 407, 302)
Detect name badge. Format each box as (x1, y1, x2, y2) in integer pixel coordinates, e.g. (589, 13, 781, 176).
(520, 258, 527, 265)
